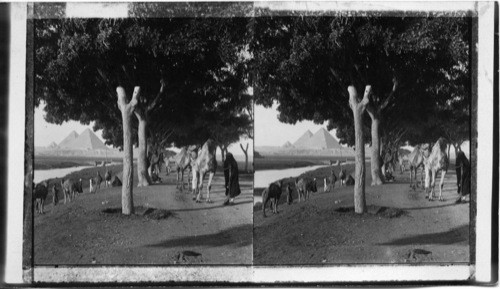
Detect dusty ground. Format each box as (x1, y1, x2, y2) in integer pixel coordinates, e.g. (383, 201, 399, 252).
(254, 166, 470, 265)
(34, 169, 253, 265)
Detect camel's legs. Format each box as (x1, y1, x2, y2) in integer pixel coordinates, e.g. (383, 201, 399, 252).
(205, 171, 215, 203)
(175, 167, 181, 189)
(438, 170, 446, 201)
(298, 189, 302, 202)
(409, 168, 414, 189)
(195, 170, 206, 203)
(429, 169, 437, 201)
(191, 170, 199, 199)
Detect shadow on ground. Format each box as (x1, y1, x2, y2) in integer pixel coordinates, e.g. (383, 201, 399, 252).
(145, 223, 253, 249)
(378, 224, 469, 246)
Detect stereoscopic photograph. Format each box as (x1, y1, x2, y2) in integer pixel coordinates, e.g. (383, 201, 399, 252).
(4, 0, 495, 285)
(32, 2, 254, 265)
(253, 5, 472, 265)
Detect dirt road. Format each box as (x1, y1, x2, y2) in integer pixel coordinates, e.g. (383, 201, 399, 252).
(34, 169, 253, 265)
(254, 166, 470, 265)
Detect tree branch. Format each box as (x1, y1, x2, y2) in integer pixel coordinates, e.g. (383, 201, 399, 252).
(360, 85, 372, 107)
(147, 79, 165, 112)
(380, 77, 398, 111)
(130, 86, 141, 109)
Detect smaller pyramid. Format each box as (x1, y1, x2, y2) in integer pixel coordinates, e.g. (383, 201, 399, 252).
(58, 131, 79, 148)
(282, 141, 293, 148)
(48, 141, 58, 149)
(293, 130, 313, 147)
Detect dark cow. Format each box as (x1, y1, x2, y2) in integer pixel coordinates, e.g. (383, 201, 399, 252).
(262, 180, 283, 217)
(111, 175, 122, 187)
(346, 175, 355, 186)
(34, 181, 49, 214)
(295, 178, 317, 202)
(61, 178, 83, 204)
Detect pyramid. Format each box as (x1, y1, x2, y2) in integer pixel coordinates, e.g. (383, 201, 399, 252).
(301, 128, 342, 149)
(293, 130, 313, 147)
(63, 128, 108, 150)
(282, 141, 293, 148)
(48, 141, 58, 149)
(58, 131, 79, 148)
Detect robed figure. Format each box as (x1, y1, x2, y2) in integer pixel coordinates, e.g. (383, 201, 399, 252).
(223, 153, 241, 205)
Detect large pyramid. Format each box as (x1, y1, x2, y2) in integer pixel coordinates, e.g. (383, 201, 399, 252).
(303, 128, 343, 149)
(293, 130, 313, 147)
(58, 131, 79, 148)
(60, 128, 108, 150)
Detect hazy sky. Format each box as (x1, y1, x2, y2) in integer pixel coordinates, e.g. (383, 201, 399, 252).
(254, 103, 338, 147)
(35, 103, 105, 147)
(34, 103, 252, 156)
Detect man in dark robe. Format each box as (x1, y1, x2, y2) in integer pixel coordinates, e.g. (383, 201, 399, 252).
(223, 153, 241, 205)
(455, 151, 470, 203)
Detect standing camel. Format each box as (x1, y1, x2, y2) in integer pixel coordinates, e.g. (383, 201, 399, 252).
(407, 144, 429, 189)
(173, 145, 197, 191)
(424, 138, 449, 201)
(191, 139, 217, 203)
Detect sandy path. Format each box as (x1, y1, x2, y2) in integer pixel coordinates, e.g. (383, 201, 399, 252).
(254, 167, 470, 265)
(34, 169, 253, 265)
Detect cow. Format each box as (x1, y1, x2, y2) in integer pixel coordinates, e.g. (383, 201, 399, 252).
(61, 178, 83, 204)
(262, 180, 283, 217)
(339, 168, 347, 186)
(104, 169, 112, 187)
(34, 181, 49, 214)
(295, 178, 317, 202)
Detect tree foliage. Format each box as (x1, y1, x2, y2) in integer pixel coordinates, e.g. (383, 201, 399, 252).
(35, 15, 252, 149)
(252, 15, 471, 147)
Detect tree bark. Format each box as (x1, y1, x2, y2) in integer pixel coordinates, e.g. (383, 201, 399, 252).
(135, 110, 152, 187)
(240, 143, 249, 173)
(366, 110, 384, 185)
(117, 86, 140, 215)
(348, 85, 371, 214)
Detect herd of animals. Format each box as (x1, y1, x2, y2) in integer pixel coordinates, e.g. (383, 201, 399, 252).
(33, 137, 470, 216)
(33, 138, 235, 214)
(262, 137, 471, 217)
(33, 168, 120, 214)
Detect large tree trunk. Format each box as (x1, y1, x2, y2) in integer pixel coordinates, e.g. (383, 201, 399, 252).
(135, 111, 151, 187)
(366, 112, 384, 185)
(348, 85, 371, 214)
(240, 143, 249, 173)
(117, 86, 140, 215)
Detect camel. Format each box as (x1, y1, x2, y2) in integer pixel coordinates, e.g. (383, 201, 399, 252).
(407, 144, 429, 189)
(173, 145, 197, 191)
(398, 149, 411, 173)
(191, 139, 217, 203)
(423, 138, 449, 201)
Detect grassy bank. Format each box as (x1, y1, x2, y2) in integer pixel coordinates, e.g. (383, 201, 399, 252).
(35, 155, 122, 170)
(38, 164, 125, 190)
(254, 155, 354, 171)
(254, 163, 356, 201)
